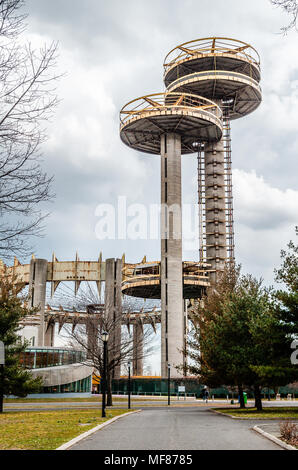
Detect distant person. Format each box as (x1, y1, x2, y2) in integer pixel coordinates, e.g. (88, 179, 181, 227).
(203, 388, 209, 403)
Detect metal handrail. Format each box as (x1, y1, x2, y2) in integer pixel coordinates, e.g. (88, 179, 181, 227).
(164, 37, 260, 76)
(122, 273, 210, 286)
(122, 275, 160, 285)
(167, 69, 262, 93)
(120, 92, 222, 128)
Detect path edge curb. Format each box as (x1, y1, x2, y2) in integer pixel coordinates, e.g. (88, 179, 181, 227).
(253, 425, 297, 451)
(210, 408, 239, 419)
(56, 409, 142, 450)
(209, 408, 298, 421)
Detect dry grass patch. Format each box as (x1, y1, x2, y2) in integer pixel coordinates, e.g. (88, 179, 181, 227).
(279, 420, 298, 447)
(0, 408, 129, 450)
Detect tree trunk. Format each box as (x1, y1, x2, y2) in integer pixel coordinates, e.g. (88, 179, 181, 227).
(254, 385, 262, 411)
(238, 384, 245, 409)
(106, 371, 113, 406)
(0, 365, 3, 413)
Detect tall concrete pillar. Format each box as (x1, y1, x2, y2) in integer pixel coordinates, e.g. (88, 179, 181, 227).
(105, 258, 122, 379)
(86, 317, 100, 359)
(183, 299, 188, 376)
(160, 133, 184, 378)
(29, 259, 48, 347)
(204, 137, 227, 283)
(44, 323, 55, 347)
(133, 322, 144, 376)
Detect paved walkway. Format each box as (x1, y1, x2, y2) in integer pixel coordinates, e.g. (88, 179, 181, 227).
(2, 399, 207, 412)
(70, 406, 282, 450)
(5, 399, 296, 413)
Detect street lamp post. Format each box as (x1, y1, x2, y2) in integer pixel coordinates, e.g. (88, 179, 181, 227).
(0, 342, 5, 414)
(128, 361, 131, 409)
(168, 363, 171, 406)
(101, 331, 109, 418)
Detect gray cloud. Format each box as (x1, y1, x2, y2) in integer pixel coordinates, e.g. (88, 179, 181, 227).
(10, 0, 296, 290)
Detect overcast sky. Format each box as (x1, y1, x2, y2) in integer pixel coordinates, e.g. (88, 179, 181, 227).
(16, 0, 298, 374)
(20, 0, 297, 285)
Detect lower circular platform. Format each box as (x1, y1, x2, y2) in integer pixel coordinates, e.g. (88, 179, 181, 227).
(122, 280, 208, 300)
(120, 92, 223, 155)
(122, 261, 210, 299)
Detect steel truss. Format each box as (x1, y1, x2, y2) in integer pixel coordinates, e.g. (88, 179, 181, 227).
(197, 105, 235, 266)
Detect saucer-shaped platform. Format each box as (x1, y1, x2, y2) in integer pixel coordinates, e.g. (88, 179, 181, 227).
(120, 92, 223, 154)
(164, 37, 262, 119)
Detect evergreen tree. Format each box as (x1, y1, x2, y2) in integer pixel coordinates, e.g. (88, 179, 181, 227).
(187, 264, 296, 411)
(0, 277, 42, 407)
(274, 227, 298, 336)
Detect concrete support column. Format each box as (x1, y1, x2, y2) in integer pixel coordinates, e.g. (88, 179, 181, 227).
(183, 299, 188, 377)
(133, 322, 144, 376)
(105, 258, 122, 379)
(204, 137, 227, 283)
(86, 317, 100, 359)
(29, 259, 48, 347)
(44, 324, 55, 347)
(160, 133, 184, 378)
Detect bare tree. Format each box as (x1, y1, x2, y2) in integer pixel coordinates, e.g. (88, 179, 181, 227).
(271, 0, 298, 32)
(0, 0, 61, 260)
(68, 312, 155, 406)
(55, 283, 156, 406)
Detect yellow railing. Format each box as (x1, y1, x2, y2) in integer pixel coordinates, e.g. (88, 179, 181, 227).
(120, 92, 222, 128)
(164, 37, 260, 76)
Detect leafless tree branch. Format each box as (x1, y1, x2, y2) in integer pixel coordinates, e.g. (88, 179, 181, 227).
(54, 284, 156, 405)
(271, 0, 298, 33)
(0, 0, 62, 261)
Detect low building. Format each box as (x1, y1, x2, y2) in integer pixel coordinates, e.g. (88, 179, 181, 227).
(19, 347, 93, 397)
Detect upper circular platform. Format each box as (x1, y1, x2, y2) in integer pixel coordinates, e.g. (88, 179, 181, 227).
(120, 92, 222, 155)
(164, 37, 262, 120)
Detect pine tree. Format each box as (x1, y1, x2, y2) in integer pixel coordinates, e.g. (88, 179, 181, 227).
(0, 277, 42, 408)
(187, 264, 297, 411)
(274, 227, 298, 335)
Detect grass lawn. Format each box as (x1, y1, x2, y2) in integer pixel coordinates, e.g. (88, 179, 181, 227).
(213, 406, 298, 419)
(0, 408, 130, 450)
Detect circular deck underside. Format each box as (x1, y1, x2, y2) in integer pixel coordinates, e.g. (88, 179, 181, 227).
(164, 55, 261, 87)
(167, 73, 262, 119)
(122, 281, 207, 300)
(120, 110, 222, 155)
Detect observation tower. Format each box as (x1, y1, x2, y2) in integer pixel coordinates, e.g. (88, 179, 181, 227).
(120, 37, 262, 378)
(164, 37, 262, 276)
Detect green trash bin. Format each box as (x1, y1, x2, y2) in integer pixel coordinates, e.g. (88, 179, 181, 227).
(243, 392, 247, 404)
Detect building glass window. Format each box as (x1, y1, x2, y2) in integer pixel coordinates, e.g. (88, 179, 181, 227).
(21, 348, 86, 369)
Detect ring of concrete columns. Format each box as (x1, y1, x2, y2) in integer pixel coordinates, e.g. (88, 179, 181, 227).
(19, 305, 162, 333)
(120, 92, 223, 154)
(164, 37, 262, 119)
